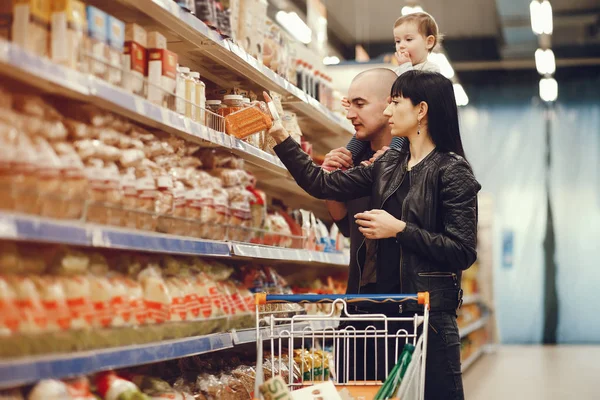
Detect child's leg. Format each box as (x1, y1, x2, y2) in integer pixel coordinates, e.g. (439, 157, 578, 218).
(346, 136, 368, 164)
(389, 136, 408, 150)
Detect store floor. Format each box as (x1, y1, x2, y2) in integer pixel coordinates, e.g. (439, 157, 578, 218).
(463, 345, 600, 400)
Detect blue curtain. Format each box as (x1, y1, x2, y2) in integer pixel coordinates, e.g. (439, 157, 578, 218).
(460, 77, 600, 344)
(551, 79, 600, 343)
(460, 84, 547, 344)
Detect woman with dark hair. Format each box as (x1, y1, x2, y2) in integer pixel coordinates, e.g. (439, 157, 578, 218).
(266, 70, 479, 399)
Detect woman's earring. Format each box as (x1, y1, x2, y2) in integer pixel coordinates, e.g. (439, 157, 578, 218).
(417, 120, 421, 135)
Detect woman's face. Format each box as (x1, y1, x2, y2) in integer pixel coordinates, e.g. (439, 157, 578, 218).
(383, 96, 421, 137)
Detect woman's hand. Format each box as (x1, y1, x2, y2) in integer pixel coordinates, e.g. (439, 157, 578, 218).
(361, 146, 390, 166)
(266, 119, 290, 144)
(355, 209, 406, 239)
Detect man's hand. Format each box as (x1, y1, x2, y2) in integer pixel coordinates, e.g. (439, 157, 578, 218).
(395, 50, 412, 65)
(323, 147, 353, 172)
(361, 146, 390, 167)
(355, 209, 406, 239)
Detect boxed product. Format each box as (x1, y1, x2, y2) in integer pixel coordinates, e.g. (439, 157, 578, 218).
(106, 15, 125, 86)
(50, 0, 86, 70)
(236, 0, 267, 62)
(148, 45, 178, 107)
(85, 5, 108, 79)
(11, 0, 51, 57)
(123, 23, 148, 95)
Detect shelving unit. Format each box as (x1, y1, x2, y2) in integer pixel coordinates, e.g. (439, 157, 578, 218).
(462, 347, 485, 373)
(85, 0, 354, 154)
(0, 211, 349, 268)
(459, 315, 491, 339)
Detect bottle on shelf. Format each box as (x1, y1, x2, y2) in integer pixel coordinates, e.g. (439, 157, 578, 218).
(176, 65, 188, 115)
(305, 64, 314, 98)
(313, 70, 321, 103)
(183, 68, 196, 121)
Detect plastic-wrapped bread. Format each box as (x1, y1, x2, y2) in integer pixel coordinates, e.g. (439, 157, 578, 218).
(225, 105, 273, 139)
(138, 265, 171, 324)
(51, 143, 88, 219)
(8, 276, 48, 334)
(185, 188, 215, 238)
(195, 149, 244, 170)
(60, 275, 93, 330)
(32, 276, 71, 332)
(0, 276, 20, 336)
(32, 137, 64, 218)
(136, 174, 159, 231)
(210, 188, 229, 240)
(120, 169, 138, 228)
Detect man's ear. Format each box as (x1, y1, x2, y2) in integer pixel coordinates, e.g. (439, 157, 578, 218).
(426, 35, 435, 51)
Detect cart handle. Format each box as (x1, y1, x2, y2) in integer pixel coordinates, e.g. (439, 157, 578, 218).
(255, 292, 430, 306)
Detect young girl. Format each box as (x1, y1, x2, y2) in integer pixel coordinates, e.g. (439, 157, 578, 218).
(344, 12, 442, 165)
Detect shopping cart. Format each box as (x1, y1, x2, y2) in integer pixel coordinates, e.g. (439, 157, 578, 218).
(253, 292, 430, 400)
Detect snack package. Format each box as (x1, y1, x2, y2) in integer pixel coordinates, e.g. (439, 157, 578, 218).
(11, 0, 51, 58)
(123, 23, 148, 95)
(85, 6, 108, 79)
(107, 15, 125, 86)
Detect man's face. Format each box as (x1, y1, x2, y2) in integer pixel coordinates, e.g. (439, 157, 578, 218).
(346, 78, 390, 141)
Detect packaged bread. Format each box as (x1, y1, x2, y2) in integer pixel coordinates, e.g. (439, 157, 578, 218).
(168, 181, 188, 236)
(120, 148, 146, 168)
(265, 213, 293, 248)
(88, 274, 115, 328)
(64, 119, 95, 140)
(49, 247, 90, 276)
(12, 94, 62, 120)
(210, 188, 229, 240)
(85, 164, 122, 225)
(138, 265, 171, 324)
(210, 168, 250, 188)
(118, 134, 144, 150)
(0, 276, 20, 335)
(195, 149, 244, 170)
(8, 276, 48, 334)
(17, 244, 47, 274)
(229, 201, 252, 242)
(156, 175, 174, 233)
(123, 277, 147, 326)
(32, 137, 64, 218)
(166, 277, 186, 322)
(52, 144, 88, 219)
(60, 275, 93, 330)
(185, 188, 214, 238)
(0, 85, 12, 109)
(136, 174, 159, 231)
(32, 276, 71, 332)
(120, 169, 138, 228)
(75, 139, 122, 162)
(247, 187, 266, 229)
(108, 275, 129, 327)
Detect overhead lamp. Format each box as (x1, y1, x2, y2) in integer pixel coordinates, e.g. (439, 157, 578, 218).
(323, 56, 340, 65)
(530, 0, 553, 35)
(428, 52, 455, 79)
(539, 77, 558, 102)
(401, 5, 424, 16)
(535, 48, 556, 75)
(276, 11, 312, 44)
(453, 84, 469, 107)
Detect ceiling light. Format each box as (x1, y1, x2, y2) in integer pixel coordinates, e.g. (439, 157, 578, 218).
(428, 52, 455, 79)
(539, 77, 558, 102)
(530, 0, 553, 35)
(535, 48, 556, 75)
(323, 56, 340, 65)
(276, 11, 312, 44)
(401, 5, 424, 16)
(453, 84, 469, 107)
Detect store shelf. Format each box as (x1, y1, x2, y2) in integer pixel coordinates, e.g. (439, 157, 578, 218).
(0, 332, 233, 390)
(231, 243, 349, 267)
(90, 0, 354, 151)
(459, 314, 490, 339)
(462, 294, 482, 305)
(0, 212, 349, 268)
(462, 346, 485, 372)
(0, 212, 231, 257)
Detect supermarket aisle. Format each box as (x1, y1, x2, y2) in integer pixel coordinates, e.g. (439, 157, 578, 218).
(463, 346, 600, 400)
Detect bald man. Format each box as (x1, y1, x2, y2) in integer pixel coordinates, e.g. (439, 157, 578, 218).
(322, 68, 403, 294)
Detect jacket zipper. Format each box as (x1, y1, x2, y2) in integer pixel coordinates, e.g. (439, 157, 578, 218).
(418, 272, 457, 278)
(380, 166, 408, 293)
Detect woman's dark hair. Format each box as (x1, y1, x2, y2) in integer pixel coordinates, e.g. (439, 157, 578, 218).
(390, 70, 466, 159)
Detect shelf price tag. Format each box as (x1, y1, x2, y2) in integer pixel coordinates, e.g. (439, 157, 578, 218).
(0, 214, 17, 239)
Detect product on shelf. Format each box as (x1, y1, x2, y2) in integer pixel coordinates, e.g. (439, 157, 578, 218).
(123, 23, 148, 95)
(86, 5, 109, 79)
(147, 34, 178, 107)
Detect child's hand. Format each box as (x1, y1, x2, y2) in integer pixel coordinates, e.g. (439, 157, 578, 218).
(395, 51, 412, 65)
(341, 97, 351, 110)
